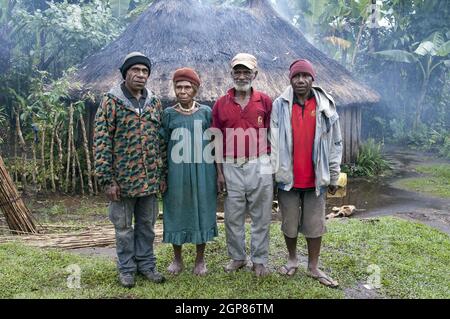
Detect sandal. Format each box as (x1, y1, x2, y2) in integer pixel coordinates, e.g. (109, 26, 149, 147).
(307, 271, 339, 288)
(278, 265, 298, 277)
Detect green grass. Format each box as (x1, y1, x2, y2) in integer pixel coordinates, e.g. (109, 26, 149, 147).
(395, 164, 450, 198)
(0, 217, 449, 299)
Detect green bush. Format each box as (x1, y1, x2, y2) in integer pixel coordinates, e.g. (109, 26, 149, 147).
(342, 139, 391, 177)
(439, 133, 450, 159)
(401, 124, 450, 159)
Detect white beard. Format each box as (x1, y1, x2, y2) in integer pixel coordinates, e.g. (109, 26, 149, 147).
(234, 82, 252, 92)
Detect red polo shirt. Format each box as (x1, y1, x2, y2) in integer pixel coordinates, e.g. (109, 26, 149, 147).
(292, 94, 317, 189)
(212, 88, 272, 158)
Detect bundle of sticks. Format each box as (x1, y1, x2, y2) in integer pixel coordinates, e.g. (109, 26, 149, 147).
(0, 155, 38, 234)
(0, 223, 164, 249)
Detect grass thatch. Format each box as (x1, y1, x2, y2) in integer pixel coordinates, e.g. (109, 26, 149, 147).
(72, 0, 379, 107)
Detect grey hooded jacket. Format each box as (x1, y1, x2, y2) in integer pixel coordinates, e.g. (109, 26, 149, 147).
(269, 85, 343, 195)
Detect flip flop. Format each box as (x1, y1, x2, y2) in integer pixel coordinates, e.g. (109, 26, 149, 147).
(307, 272, 339, 288)
(278, 265, 298, 277)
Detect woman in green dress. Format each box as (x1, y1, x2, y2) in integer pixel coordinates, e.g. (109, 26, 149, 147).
(160, 67, 218, 276)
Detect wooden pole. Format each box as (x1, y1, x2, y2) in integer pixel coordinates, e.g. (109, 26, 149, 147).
(65, 104, 73, 193)
(80, 116, 94, 195)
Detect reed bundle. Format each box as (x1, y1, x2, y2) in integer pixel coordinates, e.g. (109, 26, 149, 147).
(0, 155, 38, 234)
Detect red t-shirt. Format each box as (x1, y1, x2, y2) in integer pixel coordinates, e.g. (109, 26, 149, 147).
(212, 88, 272, 158)
(292, 95, 316, 189)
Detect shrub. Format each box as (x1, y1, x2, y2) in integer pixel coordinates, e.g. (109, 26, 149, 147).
(342, 139, 391, 177)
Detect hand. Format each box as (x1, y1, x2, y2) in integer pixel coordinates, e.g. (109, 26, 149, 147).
(328, 184, 338, 195)
(217, 173, 227, 195)
(160, 180, 167, 194)
(105, 183, 121, 202)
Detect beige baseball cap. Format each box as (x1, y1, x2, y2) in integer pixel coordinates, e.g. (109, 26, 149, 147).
(231, 53, 257, 70)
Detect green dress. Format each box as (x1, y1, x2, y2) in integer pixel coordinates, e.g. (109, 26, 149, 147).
(160, 104, 218, 245)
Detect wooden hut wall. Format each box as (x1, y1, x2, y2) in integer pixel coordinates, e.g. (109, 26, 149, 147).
(339, 105, 361, 164)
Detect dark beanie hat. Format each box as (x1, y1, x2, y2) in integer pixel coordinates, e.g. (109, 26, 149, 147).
(289, 59, 316, 81)
(173, 67, 201, 87)
(120, 52, 152, 79)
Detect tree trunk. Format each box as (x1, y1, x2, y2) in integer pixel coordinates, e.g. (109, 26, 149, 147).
(40, 126, 46, 190)
(55, 123, 64, 191)
(13, 133, 18, 182)
(31, 143, 38, 190)
(73, 145, 84, 195)
(93, 143, 99, 194)
(65, 104, 74, 193)
(14, 109, 27, 191)
(80, 115, 93, 195)
(414, 77, 429, 129)
(49, 118, 57, 192)
(71, 143, 76, 194)
(368, 0, 379, 53)
(351, 20, 366, 68)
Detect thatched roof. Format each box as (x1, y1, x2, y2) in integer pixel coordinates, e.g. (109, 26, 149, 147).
(72, 0, 379, 107)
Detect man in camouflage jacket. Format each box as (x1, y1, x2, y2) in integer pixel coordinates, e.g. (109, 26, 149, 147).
(95, 52, 166, 288)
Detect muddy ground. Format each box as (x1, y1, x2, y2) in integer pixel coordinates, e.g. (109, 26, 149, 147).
(327, 146, 450, 234)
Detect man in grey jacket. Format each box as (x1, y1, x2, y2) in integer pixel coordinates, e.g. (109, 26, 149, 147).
(270, 59, 342, 288)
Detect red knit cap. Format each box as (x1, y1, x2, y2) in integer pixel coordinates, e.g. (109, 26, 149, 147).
(173, 67, 201, 87)
(289, 59, 316, 81)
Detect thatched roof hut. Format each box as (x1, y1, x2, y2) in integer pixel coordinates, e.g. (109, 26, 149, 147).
(73, 0, 380, 163)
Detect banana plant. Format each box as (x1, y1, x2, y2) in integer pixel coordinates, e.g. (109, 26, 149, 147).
(373, 31, 450, 128)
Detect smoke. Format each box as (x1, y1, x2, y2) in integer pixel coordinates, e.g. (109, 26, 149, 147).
(270, 0, 292, 23)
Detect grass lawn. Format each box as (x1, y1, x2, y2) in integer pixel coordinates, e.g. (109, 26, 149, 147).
(0, 217, 449, 299)
(395, 164, 450, 199)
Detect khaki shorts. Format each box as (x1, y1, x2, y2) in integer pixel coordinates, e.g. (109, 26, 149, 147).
(278, 188, 326, 238)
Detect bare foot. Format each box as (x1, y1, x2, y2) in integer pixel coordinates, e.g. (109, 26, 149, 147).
(307, 267, 339, 288)
(193, 261, 208, 276)
(252, 263, 270, 277)
(224, 260, 247, 273)
(167, 260, 184, 275)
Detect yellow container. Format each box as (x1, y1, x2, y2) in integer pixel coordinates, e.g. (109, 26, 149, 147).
(327, 172, 347, 198)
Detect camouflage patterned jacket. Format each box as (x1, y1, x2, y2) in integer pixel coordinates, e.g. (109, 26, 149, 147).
(94, 84, 166, 198)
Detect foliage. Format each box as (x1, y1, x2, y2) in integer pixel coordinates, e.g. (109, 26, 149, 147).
(342, 139, 391, 177)
(373, 31, 450, 128)
(0, 106, 6, 145)
(439, 133, 450, 159)
(274, 1, 449, 148)
(1, 218, 449, 298)
(123, 0, 154, 20)
(9, 0, 123, 78)
(5, 67, 94, 192)
(395, 164, 450, 199)
(0, 0, 121, 193)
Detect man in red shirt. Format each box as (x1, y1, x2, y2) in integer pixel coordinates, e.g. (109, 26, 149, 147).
(212, 53, 273, 277)
(270, 59, 342, 288)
